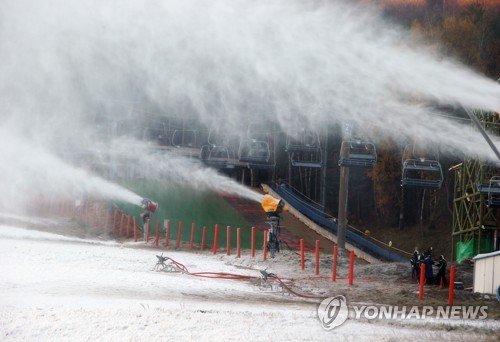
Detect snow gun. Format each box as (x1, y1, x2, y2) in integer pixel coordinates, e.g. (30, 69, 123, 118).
(141, 198, 158, 213)
(261, 194, 286, 217)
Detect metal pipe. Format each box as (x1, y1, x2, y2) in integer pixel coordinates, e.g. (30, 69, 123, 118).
(463, 107, 500, 162)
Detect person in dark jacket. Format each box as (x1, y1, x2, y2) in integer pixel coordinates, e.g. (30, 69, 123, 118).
(410, 250, 421, 280)
(435, 255, 447, 287)
(424, 253, 434, 285)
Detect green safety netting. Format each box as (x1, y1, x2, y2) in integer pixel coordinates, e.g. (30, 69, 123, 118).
(456, 239, 474, 263)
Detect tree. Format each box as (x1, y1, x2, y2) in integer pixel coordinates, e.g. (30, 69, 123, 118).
(441, 16, 483, 69)
(368, 139, 402, 226)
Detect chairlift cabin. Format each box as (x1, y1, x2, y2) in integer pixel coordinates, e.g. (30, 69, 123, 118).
(338, 141, 377, 168)
(401, 159, 443, 189)
(285, 130, 322, 168)
(477, 176, 500, 208)
(200, 145, 234, 169)
(171, 130, 199, 148)
(238, 139, 271, 164)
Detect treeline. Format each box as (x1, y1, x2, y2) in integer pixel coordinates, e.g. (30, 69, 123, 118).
(383, 0, 500, 78)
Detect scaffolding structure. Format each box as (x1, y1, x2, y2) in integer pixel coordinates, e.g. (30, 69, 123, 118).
(451, 112, 500, 261)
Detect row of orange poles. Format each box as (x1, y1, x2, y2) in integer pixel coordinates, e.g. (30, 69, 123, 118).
(36, 198, 359, 279)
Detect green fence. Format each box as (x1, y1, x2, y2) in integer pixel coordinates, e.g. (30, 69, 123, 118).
(456, 236, 494, 263)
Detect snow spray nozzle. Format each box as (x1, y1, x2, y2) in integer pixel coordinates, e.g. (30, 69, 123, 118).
(261, 194, 286, 214)
(141, 198, 158, 213)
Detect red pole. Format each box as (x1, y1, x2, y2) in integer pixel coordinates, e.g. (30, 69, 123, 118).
(448, 265, 456, 305)
(119, 213, 125, 236)
(146, 219, 151, 243)
(176, 221, 183, 249)
(201, 226, 206, 251)
(348, 250, 355, 286)
(236, 228, 241, 258)
(165, 220, 170, 248)
(112, 209, 118, 234)
(263, 230, 268, 261)
(190, 223, 195, 251)
(251, 226, 255, 258)
(332, 245, 338, 282)
(419, 263, 426, 300)
(133, 216, 137, 242)
(300, 239, 305, 270)
(126, 215, 131, 238)
(155, 221, 160, 247)
(227, 226, 231, 256)
(213, 224, 219, 255)
(315, 240, 320, 275)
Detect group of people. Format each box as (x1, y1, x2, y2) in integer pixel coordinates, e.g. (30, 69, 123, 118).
(410, 247, 448, 286)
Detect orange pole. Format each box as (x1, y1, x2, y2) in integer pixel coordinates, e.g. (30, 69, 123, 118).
(176, 221, 183, 249)
(213, 224, 219, 255)
(155, 221, 160, 247)
(133, 216, 138, 242)
(300, 239, 305, 270)
(201, 226, 206, 251)
(315, 240, 320, 275)
(251, 226, 255, 258)
(263, 230, 268, 261)
(112, 209, 118, 234)
(419, 263, 426, 300)
(146, 219, 151, 242)
(332, 245, 338, 282)
(119, 213, 125, 236)
(236, 228, 241, 258)
(126, 215, 131, 238)
(227, 226, 231, 256)
(165, 220, 171, 248)
(190, 223, 195, 251)
(448, 265, 456, 305)
(348, 250, 354, 286)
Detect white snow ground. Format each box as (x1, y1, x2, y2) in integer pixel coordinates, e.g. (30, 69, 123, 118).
(0, 218, 498, 341)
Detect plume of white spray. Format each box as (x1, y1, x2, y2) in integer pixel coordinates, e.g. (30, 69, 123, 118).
(0, 130, 143, 212)
(1, 0, 500, 214)
(105, 138, 264, 203)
